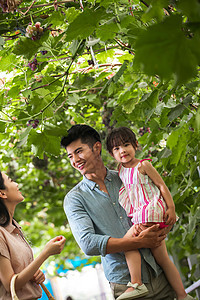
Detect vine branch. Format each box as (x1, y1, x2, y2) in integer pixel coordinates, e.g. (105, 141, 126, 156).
(18, 0, 78, 10)
(19, 0, 36, 15)
(8, 40, 85, 123)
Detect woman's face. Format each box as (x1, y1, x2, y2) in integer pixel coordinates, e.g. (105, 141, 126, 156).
(0, 173, 24, 203)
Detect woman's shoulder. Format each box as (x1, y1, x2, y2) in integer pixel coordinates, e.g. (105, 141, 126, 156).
(0, 220, 21, 236)
(0, 226, 8, 242)
(0, 225, 8, 234)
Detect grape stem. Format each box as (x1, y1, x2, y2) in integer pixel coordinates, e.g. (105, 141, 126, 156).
(20, 0, 36, 16)
(18, 0, 78, 11)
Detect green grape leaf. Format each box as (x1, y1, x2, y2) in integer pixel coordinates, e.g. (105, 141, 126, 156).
(134, 15, 199, 84)
(65, 8, 107, 40)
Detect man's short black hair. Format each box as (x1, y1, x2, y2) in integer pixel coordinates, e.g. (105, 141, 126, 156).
(61, 124, 101, 149)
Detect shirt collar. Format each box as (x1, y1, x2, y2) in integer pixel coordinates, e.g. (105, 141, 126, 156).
(105, 169, 112, 182)
(5, 219, 21, 233)
(82, 168, 112, 190)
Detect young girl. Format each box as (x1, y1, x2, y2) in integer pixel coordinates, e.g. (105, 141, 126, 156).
(0, 170, 66, 300)
(106, 127, 193, 300)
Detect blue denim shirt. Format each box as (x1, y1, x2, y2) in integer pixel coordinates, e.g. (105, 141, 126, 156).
(64, 169, 162, 284)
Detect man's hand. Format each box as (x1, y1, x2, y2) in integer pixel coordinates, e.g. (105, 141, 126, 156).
(137, 225, 166, 248)
(106, 224, 170, 253)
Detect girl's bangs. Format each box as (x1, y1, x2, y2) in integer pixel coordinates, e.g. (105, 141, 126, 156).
(111, 132, 131, 148)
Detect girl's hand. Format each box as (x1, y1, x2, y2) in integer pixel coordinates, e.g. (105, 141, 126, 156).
(31, 269, 45, 284)
(164, 207, 177, 225)
(43, 235, 66, 257)
(124, 224, 145, 237)
(131, 224, 142, 237)
(133, 223, 155, 236)
(124, 224, 137, 238)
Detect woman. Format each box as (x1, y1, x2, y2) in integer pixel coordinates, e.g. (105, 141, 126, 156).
(0, 171, 66, 299)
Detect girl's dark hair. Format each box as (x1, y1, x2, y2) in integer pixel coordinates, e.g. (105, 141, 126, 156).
(0, 171, 10, 227)
(106, 127, 137, 153)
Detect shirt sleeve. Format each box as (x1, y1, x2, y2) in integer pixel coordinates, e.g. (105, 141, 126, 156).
(0, 235, 10, 260)
(64, 192, 110, 257)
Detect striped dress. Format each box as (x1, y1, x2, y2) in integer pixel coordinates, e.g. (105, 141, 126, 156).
(118, 159, 168, 224)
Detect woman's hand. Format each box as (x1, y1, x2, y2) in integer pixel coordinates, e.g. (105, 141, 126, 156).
(31, 269, 45, 284)
(43, 236, 66, 257)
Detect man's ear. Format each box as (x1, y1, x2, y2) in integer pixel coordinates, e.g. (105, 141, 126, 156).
(93, 141, 102, 154)
(0, 190, 6, 199)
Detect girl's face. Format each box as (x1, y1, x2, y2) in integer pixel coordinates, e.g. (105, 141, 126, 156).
(112, 142, 137, 167)
(0, 173, 24, 204)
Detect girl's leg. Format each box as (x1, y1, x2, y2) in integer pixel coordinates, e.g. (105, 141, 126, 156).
(124, 226, 143, 287)
(116, 250, 148, 300)
(125, 250, 143, 287)
(116, 228, 148, 299)
(151, 240, 187, 300)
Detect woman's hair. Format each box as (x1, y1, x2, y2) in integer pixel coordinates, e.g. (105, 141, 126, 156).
(106, 127, 138, 153)
(0, 171, 10, 227)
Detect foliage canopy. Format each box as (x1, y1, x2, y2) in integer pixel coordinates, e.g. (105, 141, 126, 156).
(0, 0, 200, 281)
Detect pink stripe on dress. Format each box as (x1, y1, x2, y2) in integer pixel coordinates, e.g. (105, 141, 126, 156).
(118, 160, 178, 225)
(130, 168, 134, 184)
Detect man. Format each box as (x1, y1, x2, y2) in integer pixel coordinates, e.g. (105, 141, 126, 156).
(61, 124, 176, 300)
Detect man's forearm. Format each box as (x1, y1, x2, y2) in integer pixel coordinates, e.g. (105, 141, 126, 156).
(106, 236, 144, 254)
(106, 225, 167, 254)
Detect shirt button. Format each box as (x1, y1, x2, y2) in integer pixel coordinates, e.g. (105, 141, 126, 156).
(120, 216, 123, 219)
(113, 203, 115, 205)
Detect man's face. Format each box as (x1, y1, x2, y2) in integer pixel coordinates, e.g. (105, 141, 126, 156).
(66, 139, 101, 176)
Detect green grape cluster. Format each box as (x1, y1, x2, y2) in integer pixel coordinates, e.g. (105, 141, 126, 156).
(25, 22, 43, 40)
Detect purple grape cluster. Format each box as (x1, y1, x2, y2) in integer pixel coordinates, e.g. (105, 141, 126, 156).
(28, 58, 38, 71)
(87, 59, 94, 66)
(27, 119, 39, 128)
(0, 0, 8, 12)
(43, 179, 50, 186)
(0, 0, 21, 12)
(41, 50, 48, 55)
(139, 126, 151, 136)
(26, 22, 43, 41)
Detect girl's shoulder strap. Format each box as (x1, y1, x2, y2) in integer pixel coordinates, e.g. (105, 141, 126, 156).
(139, 158, 152, 163)
(137, 158, 152, 171)
(118, 163, 122, 172)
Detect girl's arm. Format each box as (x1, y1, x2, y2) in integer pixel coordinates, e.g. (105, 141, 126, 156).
(139, 160, 177, 225)
(0, 235, 66, 292)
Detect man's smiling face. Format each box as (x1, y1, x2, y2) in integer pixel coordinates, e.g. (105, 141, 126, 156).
(66, 139, 100, 176)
